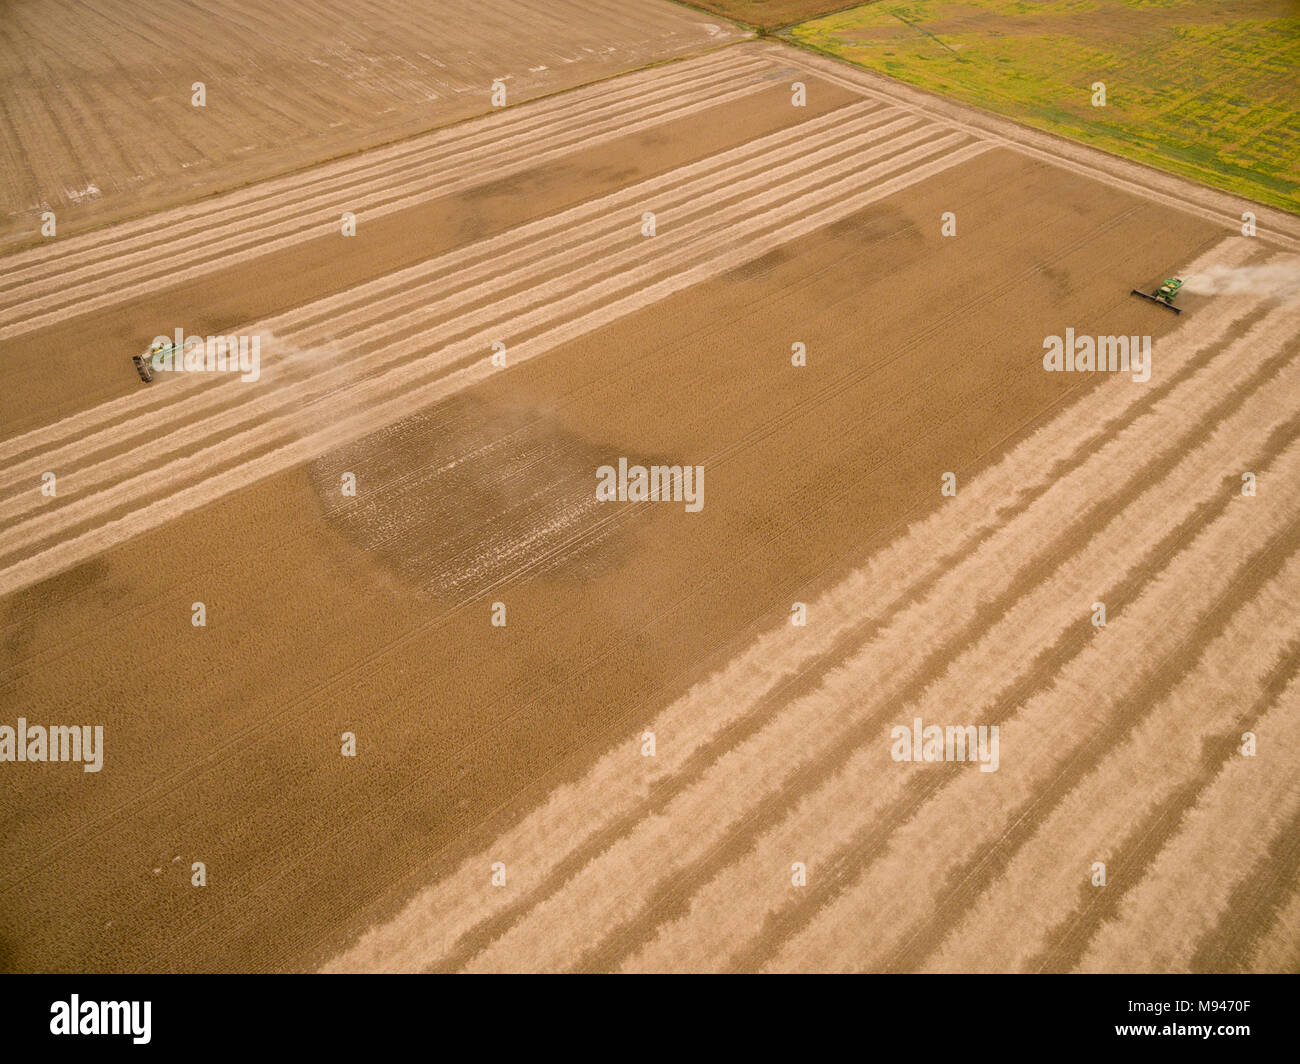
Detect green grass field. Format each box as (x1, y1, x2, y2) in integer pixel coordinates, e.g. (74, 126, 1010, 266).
(788, 0, 1300, 212)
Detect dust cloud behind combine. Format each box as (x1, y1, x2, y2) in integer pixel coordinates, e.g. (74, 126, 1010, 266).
(1184, 259, 1300, 302)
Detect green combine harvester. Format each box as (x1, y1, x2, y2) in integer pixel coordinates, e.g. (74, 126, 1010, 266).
(1132, 277, 1184, 314)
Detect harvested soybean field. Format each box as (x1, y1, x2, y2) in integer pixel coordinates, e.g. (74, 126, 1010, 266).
(0, 0, 746, 251)
(1, 9, 1299, 986)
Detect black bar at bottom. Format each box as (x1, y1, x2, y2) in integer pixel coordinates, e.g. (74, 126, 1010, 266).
(0, 973, 1291, 1052)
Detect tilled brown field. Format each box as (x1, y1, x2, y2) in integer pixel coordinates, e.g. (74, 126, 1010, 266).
(1, 38, 1298, 974)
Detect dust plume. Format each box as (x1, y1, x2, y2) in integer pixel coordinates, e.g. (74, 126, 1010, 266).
(1183, 259, 1300, 302)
